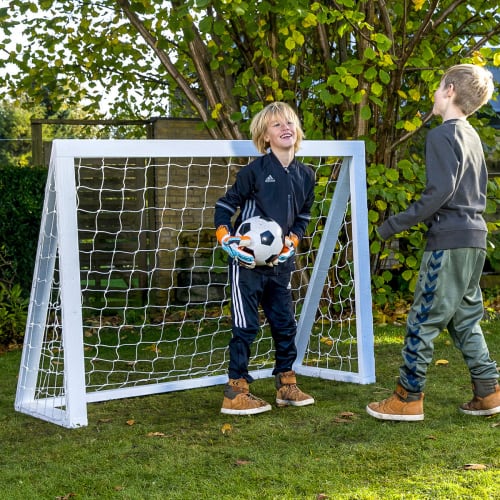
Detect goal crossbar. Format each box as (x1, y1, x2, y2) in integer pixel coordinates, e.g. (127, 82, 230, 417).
(16, 139, 374, 428)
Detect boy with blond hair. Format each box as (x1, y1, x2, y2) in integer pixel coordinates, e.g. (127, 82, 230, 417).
(367, 64, 500, 421)
(214, 102, 316, 415)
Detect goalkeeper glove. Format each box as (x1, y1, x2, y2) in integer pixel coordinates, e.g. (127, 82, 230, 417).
(216, 225, 256, 269)
(276, 233, 299, 264)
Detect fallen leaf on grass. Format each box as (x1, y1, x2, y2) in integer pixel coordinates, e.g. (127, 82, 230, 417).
(333, 411, 357, 423)
(463, 463, 488, 470)
(340, 411, 355, 418)
(147, 431, 167, 437)
(435, 359, 449, 366)
(320, 336, 334, 346)
(490, 421, 500, 427)
(426, 435, 437, 440)
(126, 419, 135, 426)
(144, 344, 161, 354)
(221, 423, 233, 435)
(114, 486, 125, 491)
(316, 495, 329, 500)
(56, 494, 76, 500)
(235, 459, 252, 466)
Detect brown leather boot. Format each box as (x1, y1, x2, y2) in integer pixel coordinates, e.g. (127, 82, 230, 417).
(275, 370, 315, 407)
(460, 380, 500, 416)
(366, 383, 424, 421)
(221, 378, 272, 415)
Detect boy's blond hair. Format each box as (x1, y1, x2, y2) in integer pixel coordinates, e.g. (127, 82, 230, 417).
(249, 101, 304, 153)
(442, 64, 495, 116)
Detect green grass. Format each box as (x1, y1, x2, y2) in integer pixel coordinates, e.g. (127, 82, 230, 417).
(1, 321, 500, 499)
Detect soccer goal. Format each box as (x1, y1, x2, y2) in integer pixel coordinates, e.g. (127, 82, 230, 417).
(15, 139, 374, 428)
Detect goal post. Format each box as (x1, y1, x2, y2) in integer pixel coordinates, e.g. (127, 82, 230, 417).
(16, 139, 374, 428)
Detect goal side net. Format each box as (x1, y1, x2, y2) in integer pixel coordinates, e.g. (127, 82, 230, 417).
(15, 139, 374, 428)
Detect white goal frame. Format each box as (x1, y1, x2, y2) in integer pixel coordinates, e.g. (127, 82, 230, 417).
(16, 139, 374, 428)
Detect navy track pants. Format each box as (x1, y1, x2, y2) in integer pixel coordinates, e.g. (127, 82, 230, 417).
(228, 261, 297, 382)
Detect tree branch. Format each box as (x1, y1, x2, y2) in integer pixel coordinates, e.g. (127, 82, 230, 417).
(391, 110, 434, 150)
(376, 0, 395, 55)
(115, 0, 216, 137)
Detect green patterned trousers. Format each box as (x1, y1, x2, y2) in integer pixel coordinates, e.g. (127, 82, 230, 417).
(399, 248, 498, 393)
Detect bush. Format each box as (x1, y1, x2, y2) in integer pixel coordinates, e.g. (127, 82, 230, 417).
(0, 165, 46, 346)
(0, 282, 29, 346)
(0, 165, 47, 292)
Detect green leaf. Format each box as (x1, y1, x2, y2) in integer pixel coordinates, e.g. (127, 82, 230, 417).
(368, 209, 380, 222)
(370, 240, 381, 254)
(385, 169, 399, 182)
(405, 256, 418, 268)
(285, 38, 296, 51)
(364, 47, 377, 60)
(378, 69, 390, 84)
(360, 105, 372, 120)
(198, 16, 212, 33)
(371, 81, 383, 96)
(345, 75, 358, 88)
(402, 270, 413, 281)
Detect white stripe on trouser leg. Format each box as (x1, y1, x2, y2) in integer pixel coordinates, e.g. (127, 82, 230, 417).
(231, 262, 246, 328)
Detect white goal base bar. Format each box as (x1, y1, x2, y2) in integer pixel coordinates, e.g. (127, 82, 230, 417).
(15, 139, 375, 428)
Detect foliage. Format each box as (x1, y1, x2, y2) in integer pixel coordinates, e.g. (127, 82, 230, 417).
(1, 1, 500, 306)
(0, 165, 47, 292)
(0, 282, 28, 345)
(0, 102, 31, 167)
(0, 164, 45, 346)
(1, 321, 500, 498)
(2, 2, 499, 144)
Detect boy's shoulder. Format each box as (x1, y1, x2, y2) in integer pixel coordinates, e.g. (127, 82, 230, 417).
(294, 159, 316, 179)
(246, 153, 285, 171)
(236, 155, 265, 176)
(245, 154, 268, 169)
(428, 118, 473, 139)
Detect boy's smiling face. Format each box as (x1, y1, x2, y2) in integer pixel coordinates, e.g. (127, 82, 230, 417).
(263, 113, 297, 152)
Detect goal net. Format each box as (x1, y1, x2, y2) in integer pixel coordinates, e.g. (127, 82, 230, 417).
(16, 139, 374, 428)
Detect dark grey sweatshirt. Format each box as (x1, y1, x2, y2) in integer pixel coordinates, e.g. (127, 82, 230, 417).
(378, 119, 488, 250)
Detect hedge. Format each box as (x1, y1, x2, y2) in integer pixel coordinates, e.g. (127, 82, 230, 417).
(0, 165, 47, 293)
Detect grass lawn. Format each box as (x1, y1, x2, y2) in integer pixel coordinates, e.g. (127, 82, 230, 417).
(1, 321, 499, 499)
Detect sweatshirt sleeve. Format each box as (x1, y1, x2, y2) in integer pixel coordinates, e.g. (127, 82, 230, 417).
(378, 126, 458, 240)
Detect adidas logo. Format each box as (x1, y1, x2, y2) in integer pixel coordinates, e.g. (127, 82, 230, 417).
(265, 175, 276, 183)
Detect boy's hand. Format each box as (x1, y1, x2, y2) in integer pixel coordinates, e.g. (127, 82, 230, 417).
(216, 226, 256, 268)
(275, 233, 299, 264)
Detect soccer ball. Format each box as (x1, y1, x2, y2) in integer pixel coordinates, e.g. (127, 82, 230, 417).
(236, 216, 284, 266)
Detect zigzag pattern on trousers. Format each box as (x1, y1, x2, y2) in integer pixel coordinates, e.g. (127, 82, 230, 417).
(404, 250, 444, 391)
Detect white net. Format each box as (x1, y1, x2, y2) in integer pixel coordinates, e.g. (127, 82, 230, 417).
(16, 139, 374, 427)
